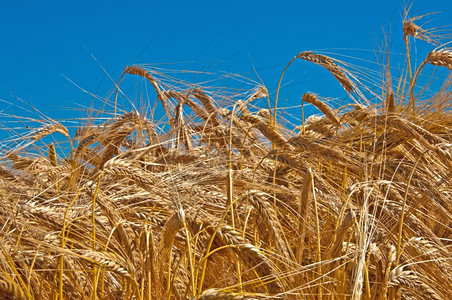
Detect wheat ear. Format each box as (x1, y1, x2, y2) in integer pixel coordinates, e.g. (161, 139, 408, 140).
(302, 93, 340, 127)
(193, 288, 274, 300)
(297, 51, 355, 93)
(32, 122, 70, 141)
(80, 250, 135, 279)
(426, 48, 452, 70)
(389, 266, 440, 300)
(0, 280, 27, 300)
(124, 65, 172, 120)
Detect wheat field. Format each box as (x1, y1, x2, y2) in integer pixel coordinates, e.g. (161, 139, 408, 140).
(0, 10, 451, 300)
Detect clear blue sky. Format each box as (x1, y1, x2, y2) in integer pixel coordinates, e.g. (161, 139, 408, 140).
(1, 0, 451, 123)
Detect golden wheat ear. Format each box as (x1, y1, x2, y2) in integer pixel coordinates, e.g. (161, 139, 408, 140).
(124, 65, 172, 120)
(296, 51, 355, 93)
(0, 279, 27, 300)
(302, 93, 340, 127)
(403, 12, 444, 46)
(32, 122, 70, 141)
(410, 47, 452, 109)
(47, 143, 57, 167)
(194, 288, 278, 300)
(426, 48, 452, 70)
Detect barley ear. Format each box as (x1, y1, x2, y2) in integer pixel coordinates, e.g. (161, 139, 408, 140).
(297, 51, 355, 93)
(302, 93, 340, 127)
(0, 280, 27, 300)
(48, 143, 57, 167)
(32, 122, 70, 141)
(426, 48, 452, 71)
(124, 65, 172, 120)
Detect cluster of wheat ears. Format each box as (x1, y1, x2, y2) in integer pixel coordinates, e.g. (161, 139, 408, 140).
(1, 10, 451, 300)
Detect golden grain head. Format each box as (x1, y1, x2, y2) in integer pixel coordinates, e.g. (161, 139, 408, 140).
(426, 48, 452, 70)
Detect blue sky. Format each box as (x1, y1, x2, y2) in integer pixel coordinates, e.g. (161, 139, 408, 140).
(1, 0, 451, 124)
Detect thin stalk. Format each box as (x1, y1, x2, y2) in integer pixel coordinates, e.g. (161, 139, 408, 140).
(183, 225, 196, 297)
(274, 56, 298, 127)
(311, 174, 322, 299)
(91, 173, 102, 300)
(364, 253, 371, 299)
(409, 60, 428, 116)
(165, 247, 173, 299)
(404, 37, 414, 113)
